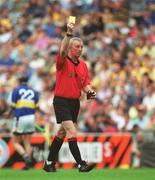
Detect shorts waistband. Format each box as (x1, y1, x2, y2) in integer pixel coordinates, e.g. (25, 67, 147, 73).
(54, 96, 79, 101)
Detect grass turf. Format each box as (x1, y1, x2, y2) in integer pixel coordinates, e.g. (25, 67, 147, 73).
(1, 168, 155, 180)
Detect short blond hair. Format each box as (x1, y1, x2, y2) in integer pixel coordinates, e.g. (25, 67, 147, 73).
(69, 37, 83, 46)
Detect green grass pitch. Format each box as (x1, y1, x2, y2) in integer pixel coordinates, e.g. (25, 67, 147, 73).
(1, 168, 155, 180)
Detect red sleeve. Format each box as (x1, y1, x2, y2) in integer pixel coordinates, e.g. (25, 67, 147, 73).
(56, 53, 66, 70)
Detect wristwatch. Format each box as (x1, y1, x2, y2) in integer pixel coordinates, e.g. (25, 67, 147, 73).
(66, 33, 73, 37)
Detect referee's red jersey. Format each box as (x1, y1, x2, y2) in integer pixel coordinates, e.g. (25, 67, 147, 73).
(54, 54, 90, 99)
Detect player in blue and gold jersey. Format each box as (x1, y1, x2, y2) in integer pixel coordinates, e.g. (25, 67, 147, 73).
(8, 75, 39, 169)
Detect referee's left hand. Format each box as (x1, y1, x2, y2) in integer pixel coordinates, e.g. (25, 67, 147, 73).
(67, 22, 74, 35)
(87, 90, 96, 100)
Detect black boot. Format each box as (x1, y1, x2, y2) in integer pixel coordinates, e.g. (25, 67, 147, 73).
(78, 161, 95, 172)
(43, 160, 56, 172)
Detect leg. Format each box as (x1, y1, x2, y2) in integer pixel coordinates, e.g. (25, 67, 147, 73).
(12, 134, 31, 169)
(62, 120, 77, 138)
(20, 134, 32, 169)
(62, 120, 84, 165)
(62, 120, 95, 172)
(12, 134, 26, 156)
(47, 125, 66, 162)
(43, 125, 66, 172)
(22, 134, 32, 157)
(22, 134, 33, 167)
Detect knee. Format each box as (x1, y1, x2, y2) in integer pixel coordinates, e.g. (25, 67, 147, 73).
(66, 127, 77, 138)
(57, 129, 66, 139)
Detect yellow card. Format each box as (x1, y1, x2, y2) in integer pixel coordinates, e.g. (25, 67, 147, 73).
(68, 16, 76, 24)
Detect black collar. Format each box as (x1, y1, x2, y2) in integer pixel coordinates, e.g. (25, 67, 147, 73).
(67, 55, 80, 66)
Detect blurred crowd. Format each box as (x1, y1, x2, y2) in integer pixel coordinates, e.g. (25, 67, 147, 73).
(1, 0, 155, 141)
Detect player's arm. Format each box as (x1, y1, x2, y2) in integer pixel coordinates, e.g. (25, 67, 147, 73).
(60, 23, 74, 59)
(35, 94, 50, 120)
(3, 90, 16, 118)
(60, 19, 75, 59)
(36, 107, 47, 115)
(3, 106, 15, 118)
(82, 63, 96, 99)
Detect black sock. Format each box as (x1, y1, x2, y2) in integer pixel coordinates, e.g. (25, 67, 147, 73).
(47, 136, 64, 163)
(68, 138, 84, 165)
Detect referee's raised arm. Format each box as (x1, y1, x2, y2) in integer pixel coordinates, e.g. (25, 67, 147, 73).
(60, 22, 74, 59)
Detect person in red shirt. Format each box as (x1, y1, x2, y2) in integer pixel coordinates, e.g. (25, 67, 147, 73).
(43, 21, 96, 172)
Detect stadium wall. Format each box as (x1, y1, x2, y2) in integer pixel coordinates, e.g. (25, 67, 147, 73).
(0, 133, 132, 169)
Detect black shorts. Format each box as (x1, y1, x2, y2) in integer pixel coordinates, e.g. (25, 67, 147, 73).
(53, 96, 80, 124)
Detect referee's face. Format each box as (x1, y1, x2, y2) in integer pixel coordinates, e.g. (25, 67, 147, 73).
(70, 40, 83, 59)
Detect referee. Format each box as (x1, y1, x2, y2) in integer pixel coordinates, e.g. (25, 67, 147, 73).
(43, 20, 96, 172)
